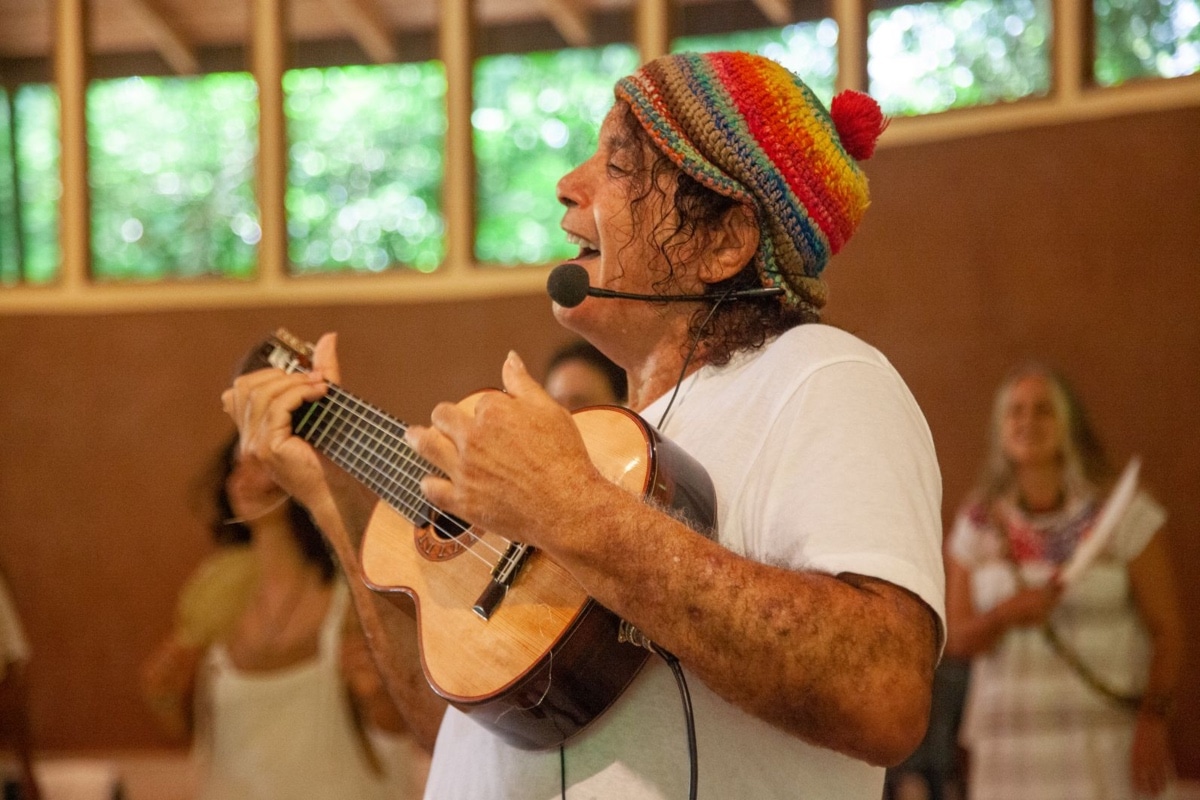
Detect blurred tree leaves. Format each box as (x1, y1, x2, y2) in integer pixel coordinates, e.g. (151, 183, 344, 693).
(869, 0, 1052, 115)
(0, 85, 59, 285)
(0, 91, 14, 283)
(285, 63, 446, 274)
(1095, 0, 1199, 84)
(473, 45, 638, 266)
(88, 73, 258, 280)
(1, 5, 1196, 285)
(674, 23, 839, 105)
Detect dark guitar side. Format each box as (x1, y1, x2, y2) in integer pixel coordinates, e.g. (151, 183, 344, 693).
(359, 400, 717, 750)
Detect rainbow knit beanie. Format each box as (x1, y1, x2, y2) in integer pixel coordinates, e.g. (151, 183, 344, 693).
(614, 51, 887, 310)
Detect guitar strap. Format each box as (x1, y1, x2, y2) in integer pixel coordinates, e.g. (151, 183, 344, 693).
(993, 503, 1142, 712)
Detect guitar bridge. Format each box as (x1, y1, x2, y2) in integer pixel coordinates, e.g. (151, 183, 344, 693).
(472, 542, 532, 620)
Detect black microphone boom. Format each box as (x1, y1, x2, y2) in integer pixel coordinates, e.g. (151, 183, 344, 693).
(546, 262, 784, 308)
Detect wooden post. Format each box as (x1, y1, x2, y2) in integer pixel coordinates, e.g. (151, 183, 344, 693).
(832, 0, 869, 93)
(1054, 0, 1087, 100)
(53, 0, 90, 288)
(440, 0, 476, 272)
(251, 0, 289, 282)
(634, 0, 673, 63)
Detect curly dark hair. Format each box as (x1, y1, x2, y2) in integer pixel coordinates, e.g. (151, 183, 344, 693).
(198, 434, 336, 582)
(609, 102, 817, 367)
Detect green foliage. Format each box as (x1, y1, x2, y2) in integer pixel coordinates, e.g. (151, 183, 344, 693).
(0, 91, 14, 283)
(88, 73, 258, 281)
(868, 0, 1052, 115)
(2, 8, 1197, 286)
(285, 63, 447, 274)
(2, 85, 61, 285)
(473, 45, 639, 266)
(1094, 0, 1200, 85)
(674, 22, 839, 105)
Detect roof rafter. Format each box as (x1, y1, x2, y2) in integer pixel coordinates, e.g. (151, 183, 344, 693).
(752, 0, 793, 25)
(121, 0, 200, 75)
(322, 0, 399, 64)
(541, 0, 592, 47)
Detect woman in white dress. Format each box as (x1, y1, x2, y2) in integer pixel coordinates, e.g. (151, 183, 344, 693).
(945, 362, 1184, 800)
(141, 436, 431, 800)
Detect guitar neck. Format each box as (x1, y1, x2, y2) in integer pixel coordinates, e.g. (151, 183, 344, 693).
(293, 381, 436, 528)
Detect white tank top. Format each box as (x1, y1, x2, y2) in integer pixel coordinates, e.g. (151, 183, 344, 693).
(196, 582, 396, 800)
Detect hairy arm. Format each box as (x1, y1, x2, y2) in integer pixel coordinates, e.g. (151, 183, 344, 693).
(314, 476, 446, 751)
(573, 485, 937, 765)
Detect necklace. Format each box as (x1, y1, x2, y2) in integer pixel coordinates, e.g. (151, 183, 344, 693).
(1015, 486, 1065, 514)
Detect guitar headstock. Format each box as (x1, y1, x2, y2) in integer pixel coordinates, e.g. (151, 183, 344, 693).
(238, 328, 316, 376)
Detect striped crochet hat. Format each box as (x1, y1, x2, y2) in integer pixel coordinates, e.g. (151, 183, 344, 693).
(615, 51, 887, 310)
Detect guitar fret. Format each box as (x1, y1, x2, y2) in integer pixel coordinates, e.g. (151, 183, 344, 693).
(296, 386, 434, 527)
(308, 399, 338, 450)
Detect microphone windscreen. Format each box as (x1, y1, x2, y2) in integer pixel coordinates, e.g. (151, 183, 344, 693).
(546, 262, 591, 308)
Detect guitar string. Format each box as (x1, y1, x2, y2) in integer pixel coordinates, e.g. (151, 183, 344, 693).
(277, 358, 470, 530)
(276, 358, 511, 569)
(314, 390, 540, 584)
(308, 388, 435, 510)
(274, 353, 572, 592)
(311, 386, 510, 569)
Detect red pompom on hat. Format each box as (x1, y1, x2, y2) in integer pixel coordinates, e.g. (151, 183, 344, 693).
(830, 90, 888, 161)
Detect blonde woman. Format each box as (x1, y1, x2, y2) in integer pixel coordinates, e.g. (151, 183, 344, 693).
(945, 363, 1183, 799)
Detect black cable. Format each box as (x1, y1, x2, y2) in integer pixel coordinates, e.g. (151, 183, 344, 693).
(561, 289, 727, 800)
(649, 290, 730, 799)
(655, 288, 731, 430)
(654, 645, 699, 800)
(557, 646, 699, 800)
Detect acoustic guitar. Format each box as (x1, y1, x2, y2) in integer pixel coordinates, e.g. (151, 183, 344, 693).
(245, 330, 717, 750)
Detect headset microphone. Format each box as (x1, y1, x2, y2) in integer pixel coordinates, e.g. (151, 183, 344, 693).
(546, 262, 784, 308)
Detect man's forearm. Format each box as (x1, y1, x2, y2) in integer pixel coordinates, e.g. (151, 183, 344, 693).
(550, 482, 938, 766)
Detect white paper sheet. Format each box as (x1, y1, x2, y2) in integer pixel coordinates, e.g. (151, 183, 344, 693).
(1058, 456, 1141, 586)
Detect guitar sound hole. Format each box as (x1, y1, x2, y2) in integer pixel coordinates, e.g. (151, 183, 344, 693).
(432, 511, 471, 540)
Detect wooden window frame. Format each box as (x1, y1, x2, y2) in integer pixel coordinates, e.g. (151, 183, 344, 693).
(0, 0, 1196, 314)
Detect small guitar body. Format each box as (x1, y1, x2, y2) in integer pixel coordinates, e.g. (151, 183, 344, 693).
(248, 330, 717, 750)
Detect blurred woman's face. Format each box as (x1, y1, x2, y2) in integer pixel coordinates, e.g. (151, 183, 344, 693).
(1000, 374, 1066, 469)
(226, 454, 283, 521)
(545, 359, 620, 411)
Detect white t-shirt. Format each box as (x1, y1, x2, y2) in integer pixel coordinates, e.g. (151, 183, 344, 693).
(424, 324, 945, 800)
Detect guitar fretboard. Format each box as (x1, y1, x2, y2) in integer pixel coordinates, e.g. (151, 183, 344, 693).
(275, 348, 437, 528)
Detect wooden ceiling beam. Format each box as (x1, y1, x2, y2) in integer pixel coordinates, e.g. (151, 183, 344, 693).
(751, 0, 793, 25)
(541, 0, 592, 47)
(121, 0, 200, 75)
(322, 0, 399, 64)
